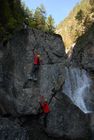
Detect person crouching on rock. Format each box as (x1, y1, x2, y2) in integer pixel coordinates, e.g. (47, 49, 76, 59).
(28, 49, 41, 81)
(39, 96, 50, 128)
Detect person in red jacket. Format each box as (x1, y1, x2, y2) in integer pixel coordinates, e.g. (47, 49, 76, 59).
(39, 96, 50, 127)
(29, 49, 40, 81)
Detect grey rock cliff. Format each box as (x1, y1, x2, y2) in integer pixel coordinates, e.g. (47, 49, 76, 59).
(0, 28, 91, 139)
(0, 117, 29, 140)
(0, 28, 66, 115)
(70, 24, 94, 70)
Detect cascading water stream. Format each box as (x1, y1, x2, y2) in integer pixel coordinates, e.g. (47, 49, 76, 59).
(63, 67, 93, 113)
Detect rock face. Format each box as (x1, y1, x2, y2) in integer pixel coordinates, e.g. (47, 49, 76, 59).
(0, 117, 29, 140)
(0, 28, 92, 139)
(81, 41, 94, 71)
(0, 28, 66, 115)
(70, 24, 94, 70)
(71, 41, 94, 70)
(68, 24, 94, 140)
(45, 93, 90, 139)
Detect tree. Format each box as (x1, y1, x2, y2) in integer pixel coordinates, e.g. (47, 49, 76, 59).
(75, 9, 84, 23)
(0, 1, 55, 41)
(46, 15, 55, 33)
(34, 4, 46, 30)
(89, 0, 94, 5)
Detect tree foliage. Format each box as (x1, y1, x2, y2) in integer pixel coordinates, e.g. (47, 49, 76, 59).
(33, 4, 46, 30)
(75, 9, 84, 23)
(27, 4, 55, 32)
(0, 0, 26, 40)
(46, 15, 55, 33)
(0, 0, 55, 41)
(56, 0, 94, 50)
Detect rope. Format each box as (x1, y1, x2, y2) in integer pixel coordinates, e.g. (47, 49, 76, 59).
(48, 92, 57, 105)
(48, 81, 64, 105)
(53, 96, 63, 105)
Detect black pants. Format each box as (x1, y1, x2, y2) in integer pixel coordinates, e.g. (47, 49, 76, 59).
(43, 113, 48, 128)
(31, 64, 39, 78)
(37, 111, 49, 128)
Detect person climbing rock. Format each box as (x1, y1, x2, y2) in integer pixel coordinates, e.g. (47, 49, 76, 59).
(28, 49, 41, 81)
(23, 49, 41, 88)
(39, 96, 50, 128)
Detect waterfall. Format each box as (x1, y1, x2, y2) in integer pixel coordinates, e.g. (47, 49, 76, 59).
(63, 67, 93, 113)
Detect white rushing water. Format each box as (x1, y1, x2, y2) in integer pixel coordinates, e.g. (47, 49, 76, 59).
(63, 67, 93, 113)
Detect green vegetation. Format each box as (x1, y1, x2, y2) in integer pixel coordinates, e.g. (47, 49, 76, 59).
(0, 1, 55, 42)
(0, 0, 25, 41)
(56, 0, 94, 51)
(28, 4, 55, 32)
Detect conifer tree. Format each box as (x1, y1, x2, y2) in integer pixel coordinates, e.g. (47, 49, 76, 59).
(46, 15, 55, 33)
(34, 5, 46, 30)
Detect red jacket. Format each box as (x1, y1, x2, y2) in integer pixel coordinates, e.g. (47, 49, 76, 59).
(41, 102, 50, 113)
(34, 55, 40, 65)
